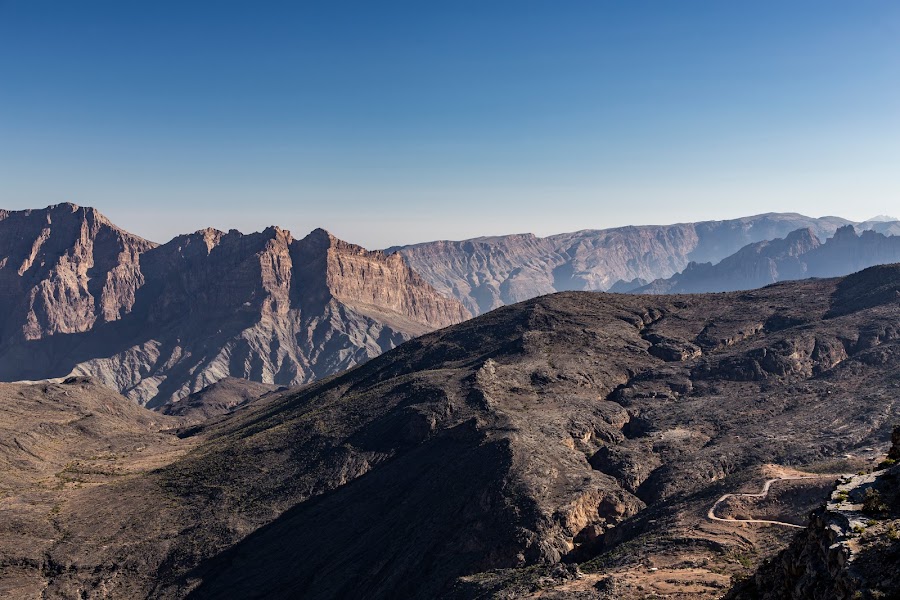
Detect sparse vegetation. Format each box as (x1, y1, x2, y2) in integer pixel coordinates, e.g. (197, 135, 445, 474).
(734, 553, 754, 569)
(862, 488, 888, 515)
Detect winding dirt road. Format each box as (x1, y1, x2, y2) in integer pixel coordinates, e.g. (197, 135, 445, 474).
(707, 476, 829, 528)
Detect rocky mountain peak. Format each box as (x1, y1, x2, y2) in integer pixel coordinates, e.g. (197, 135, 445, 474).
(0, 206, 471, 405)
(303, 226, 337, 244)
(0, 204, 156, 341)
(832, 224, 859, 240)
(782, 226, 820, 247)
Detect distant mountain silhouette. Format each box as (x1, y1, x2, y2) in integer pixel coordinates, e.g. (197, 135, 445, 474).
(389, 213, 852, 314)
(629, 225, 900, 294)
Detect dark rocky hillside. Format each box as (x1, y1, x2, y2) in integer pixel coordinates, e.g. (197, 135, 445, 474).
(159, 377, 282, 424)
(2, 265, 899, 598)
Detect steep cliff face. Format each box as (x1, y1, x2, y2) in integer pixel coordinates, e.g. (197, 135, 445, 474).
(393, 213, 850, 315)
(0, 206, 470, 406)
(299, 228, 470, 333)
(0, 203, 156, 342)
(386, 233, 559, 316)
(633, 226, 900, 294)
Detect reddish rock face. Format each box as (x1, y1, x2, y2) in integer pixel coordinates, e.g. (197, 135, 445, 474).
(0, 203, 156, 341)
(299, 228, 471, 333)
(0, 205, 470, 406)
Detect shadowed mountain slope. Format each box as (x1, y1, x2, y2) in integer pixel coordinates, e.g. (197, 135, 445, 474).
(159, 377, 282, 424)
(3, 265, 900, 598)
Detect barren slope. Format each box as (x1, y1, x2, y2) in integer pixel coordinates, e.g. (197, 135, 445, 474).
(2, 265, 898, 598)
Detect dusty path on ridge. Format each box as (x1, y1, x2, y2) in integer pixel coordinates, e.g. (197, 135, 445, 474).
(708, 475, 837, 528)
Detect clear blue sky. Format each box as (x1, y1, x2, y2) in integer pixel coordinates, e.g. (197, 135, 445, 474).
(1, 1, 898, 247)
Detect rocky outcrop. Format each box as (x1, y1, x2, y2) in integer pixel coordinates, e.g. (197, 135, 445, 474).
(0, 205, 470, 406)
(634, 225, 900, 294)
(736, 452, 900, 599)
(391, 213, 851, 314)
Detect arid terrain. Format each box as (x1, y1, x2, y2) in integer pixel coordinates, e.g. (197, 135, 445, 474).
(2, 263, 899, 598)
(6, 1, 900, 596)
(5, 205, 900, 413)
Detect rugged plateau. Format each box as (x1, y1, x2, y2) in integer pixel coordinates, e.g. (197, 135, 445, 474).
(390, 213, 855, 315)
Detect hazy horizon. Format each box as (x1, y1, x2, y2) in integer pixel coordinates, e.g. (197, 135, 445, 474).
(2, 1, 898, 248)
(1, 201, 894, 248)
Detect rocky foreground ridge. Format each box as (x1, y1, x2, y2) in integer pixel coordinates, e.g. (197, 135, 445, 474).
(0, 204, 469, 405)
(1, 264, 899, 598)
(734, 427, 900, 599)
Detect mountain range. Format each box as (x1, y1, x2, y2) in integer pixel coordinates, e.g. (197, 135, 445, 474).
(629, 225, 900, 294)
(3, 204, 900, 410)
(390, 213, 855, 315)
(3, 203, 900, 598)
(0, 204, 469, 406)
